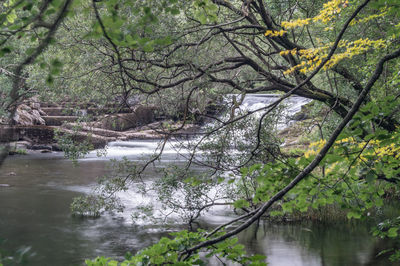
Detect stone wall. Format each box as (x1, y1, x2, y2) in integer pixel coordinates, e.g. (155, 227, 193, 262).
(0, 126, 19, 143)
(16, 125, 55, 144)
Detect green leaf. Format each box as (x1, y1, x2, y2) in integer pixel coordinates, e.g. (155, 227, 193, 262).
(234, 199, 249, 209)
(142, 43, 154, 52)
(26, 47, 35, 56)
(46, 75, 54, 84)
(51, 59, 63, 68)
(388, 228, 398, 238)
(0, 47, 11, 57)
(347, 211, 361, 219)
(365, 171, 376, 184)
(50, 0, 62, 8)
(51, 67, 61, 75)
(170, 8, 180, 15)
(193, 259, 205, 265)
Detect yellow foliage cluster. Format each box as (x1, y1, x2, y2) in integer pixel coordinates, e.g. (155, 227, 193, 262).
(357, 140, 400, 162)
(281, 18, 312, 29)
(323, 38, 387, 69)
(280, 38, 387, 75)
(325, 162, 339, 175)
(350, 7, 388, 26)
(281, 0, 349, 29)
(374, 143, 400, 159)
(273, 0, 390, 75)
(279, 48, 300, 57)
(314, 0, 349, 23)
(304, 139, 327, 158)
(280, 46, 328, 75)
(335, 137, 355, 144)
(304, 137, 400, 163)
(264, 30, 287, 37)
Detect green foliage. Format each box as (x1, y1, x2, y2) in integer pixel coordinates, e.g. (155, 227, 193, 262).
(85, 230, 266, 266)
(192, 0, 218, 24)
(224, 95, 400, 224)
(54, 126, 93, 163)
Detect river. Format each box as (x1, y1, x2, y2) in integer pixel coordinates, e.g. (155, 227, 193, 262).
(0, 140, 396, 265)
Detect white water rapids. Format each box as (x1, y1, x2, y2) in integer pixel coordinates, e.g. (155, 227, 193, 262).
(70, 94, 311, 225)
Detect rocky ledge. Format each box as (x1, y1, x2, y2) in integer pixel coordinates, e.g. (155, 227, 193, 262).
(1, 97, 204, 154)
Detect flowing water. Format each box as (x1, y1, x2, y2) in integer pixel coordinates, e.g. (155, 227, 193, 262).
(226, 94, 311, 129)
(0, 95, 396, 265)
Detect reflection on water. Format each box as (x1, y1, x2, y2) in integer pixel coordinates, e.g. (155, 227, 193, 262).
(237, 222, 381, 266)
(0, 143, 396, 265)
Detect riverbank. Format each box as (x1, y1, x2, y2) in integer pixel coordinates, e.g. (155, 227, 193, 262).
(0, 96, 214, 155)
(1, 121, 202, 155)
(2, 97, 312, 155)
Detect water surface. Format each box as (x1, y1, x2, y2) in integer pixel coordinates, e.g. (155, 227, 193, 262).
(0, 142, 395, 265)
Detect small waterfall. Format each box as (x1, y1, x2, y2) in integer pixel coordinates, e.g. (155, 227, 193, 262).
(224, 93, 311, 129)
(81, 94, 311, 160)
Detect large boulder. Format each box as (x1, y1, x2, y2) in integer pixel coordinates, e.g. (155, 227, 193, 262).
(97, 105, 156, 131)
(13, 104, 46, 126)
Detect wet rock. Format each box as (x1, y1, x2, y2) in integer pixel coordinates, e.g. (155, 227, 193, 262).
(63, 123, 124, 138)
(291, 112, 309, 121)
(40, 149, 52, 153)
(40, 107, 75, 116)
(98, 106, 156, 131)
(29, 144, 53, 150)
(0, 184, 11, 187)
(43, 116, 79, 126)
(51, 143, 62, 151)
(124, 130, 161, 139)
(9, 141, 30, 150)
